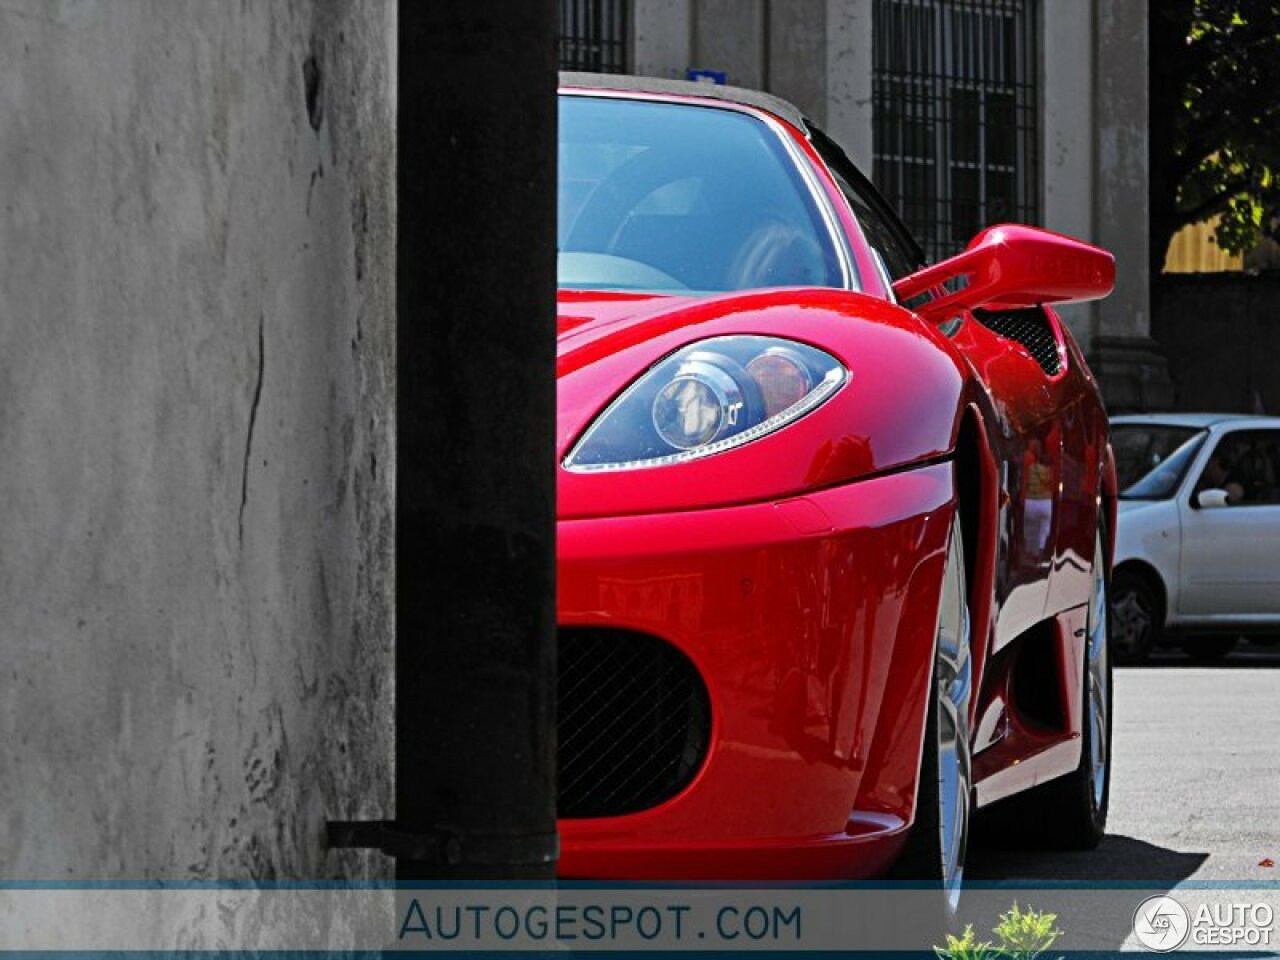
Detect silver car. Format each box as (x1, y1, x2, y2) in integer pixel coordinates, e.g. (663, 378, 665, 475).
(1111, 414, 1280, 663)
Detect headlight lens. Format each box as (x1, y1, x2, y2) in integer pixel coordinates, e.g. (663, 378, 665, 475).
(564, 336, 848, 472)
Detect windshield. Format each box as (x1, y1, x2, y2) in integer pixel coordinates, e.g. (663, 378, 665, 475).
(1113, 424, 1208, 500)
(558, 95, 845, 294)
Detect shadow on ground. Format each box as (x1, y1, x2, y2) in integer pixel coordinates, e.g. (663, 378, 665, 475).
(968, 832, 1207, 882)
(961, 834, 1209, 952)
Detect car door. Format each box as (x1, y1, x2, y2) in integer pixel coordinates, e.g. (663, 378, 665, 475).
(1178, 428, 1280, 617)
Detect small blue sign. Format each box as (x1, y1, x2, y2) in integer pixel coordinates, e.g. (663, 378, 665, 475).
(686, 68, 727, 85)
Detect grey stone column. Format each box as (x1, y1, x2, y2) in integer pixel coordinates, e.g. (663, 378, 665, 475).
(1041, 0, 1095, 347)
(1086, 0, 1174, 411)
(692, 0, 767, 88)
(633, 0, 693, 78)
(825, 0, 874, 166)
(769, 0, 828, 122)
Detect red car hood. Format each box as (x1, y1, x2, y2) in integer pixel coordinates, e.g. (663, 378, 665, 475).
(557, 290, 694, 374)
(557, 289, 688, 336)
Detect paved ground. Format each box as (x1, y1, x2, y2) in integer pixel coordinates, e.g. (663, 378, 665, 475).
(963, 642, 1280, 951)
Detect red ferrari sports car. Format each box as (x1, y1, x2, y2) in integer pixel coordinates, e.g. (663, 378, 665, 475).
(554, 74, 1117, 907)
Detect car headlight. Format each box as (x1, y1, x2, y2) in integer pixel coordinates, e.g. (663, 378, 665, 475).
(564, 336, 848, 472)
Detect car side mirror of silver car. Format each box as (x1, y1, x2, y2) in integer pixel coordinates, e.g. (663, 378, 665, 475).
(1197, 488, 1231, 509)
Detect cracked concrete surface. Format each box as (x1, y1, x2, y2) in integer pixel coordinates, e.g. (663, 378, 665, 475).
(0, 0, 395, 880)
(238, 313, 265, 545)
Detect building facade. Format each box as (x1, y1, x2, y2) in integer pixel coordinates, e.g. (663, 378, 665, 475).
(560, 0, 1173, 410)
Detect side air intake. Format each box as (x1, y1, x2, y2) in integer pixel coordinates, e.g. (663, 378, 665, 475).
(975, 307, 1063, 376)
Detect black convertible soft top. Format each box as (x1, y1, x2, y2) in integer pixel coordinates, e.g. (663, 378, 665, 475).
(559, 72, 809, 132)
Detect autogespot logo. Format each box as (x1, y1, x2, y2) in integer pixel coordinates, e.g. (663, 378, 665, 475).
(1134, 895, 1191, 952)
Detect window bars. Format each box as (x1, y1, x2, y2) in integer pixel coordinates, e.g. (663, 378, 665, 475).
(872, 0, 1040, 263)
(559, 0, 628, 73)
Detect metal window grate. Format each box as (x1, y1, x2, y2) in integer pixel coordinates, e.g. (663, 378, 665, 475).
(558, 628, 710, 819)
(872, 0, 1040, 264)
(559, 0, 628, 73)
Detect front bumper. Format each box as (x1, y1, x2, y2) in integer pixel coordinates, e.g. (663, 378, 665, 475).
(556, 462, 956, 880)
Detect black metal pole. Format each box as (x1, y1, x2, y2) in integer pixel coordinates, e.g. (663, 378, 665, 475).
(394, 0, 558, 880)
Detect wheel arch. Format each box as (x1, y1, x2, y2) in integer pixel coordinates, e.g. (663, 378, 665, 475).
(1099, 439, 1119, 573)
(852, 398, 997, 840)
(952, 402, 1000, 716)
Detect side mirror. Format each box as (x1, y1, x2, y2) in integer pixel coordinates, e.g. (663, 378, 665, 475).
(1197, 488, 1231, 509)
(892, 225, 1116, 324)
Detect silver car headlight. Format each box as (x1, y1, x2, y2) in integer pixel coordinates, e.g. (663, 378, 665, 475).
(564, 335, 848, 472)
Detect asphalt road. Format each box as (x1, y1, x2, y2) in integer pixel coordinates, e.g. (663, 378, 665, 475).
(969, 642, 1280, 883)
(962, 642, 1280, 951)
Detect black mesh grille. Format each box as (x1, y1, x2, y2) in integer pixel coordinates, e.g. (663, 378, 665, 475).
(975, 307, 1062, 376)
(558, 628, 711, 819)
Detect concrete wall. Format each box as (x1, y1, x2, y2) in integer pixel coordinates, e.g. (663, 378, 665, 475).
(0, 0, 394, 880)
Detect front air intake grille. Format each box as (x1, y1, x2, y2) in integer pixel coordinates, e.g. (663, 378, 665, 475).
(975, 307, 1063, 376)
(558, 628, 711, 819)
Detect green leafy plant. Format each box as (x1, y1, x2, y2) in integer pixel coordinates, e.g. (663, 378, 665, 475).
(935, 904, 1062, 960)
(992, 902, 1062, 960)
(935, 924, 1001, 960)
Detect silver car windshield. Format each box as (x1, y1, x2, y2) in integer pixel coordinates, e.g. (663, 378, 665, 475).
(558, 95, 845, 294)
(1114, 425, 1208, 500)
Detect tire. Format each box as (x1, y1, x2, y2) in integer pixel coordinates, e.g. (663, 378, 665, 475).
(1109, 568, 1160, 665)
(889, 514, 972, 919)
(1181, 636, 1237, 663)
(1013, 522, 1112, 849)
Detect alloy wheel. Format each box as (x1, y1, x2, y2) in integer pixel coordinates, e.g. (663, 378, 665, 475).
(1109, 578, 1154, 663)
(1086, 530, 1110, 810)
(934, 518, 972, 911)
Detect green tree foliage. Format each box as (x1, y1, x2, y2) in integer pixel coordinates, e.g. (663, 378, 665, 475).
(1150, 1, 1280, 269)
